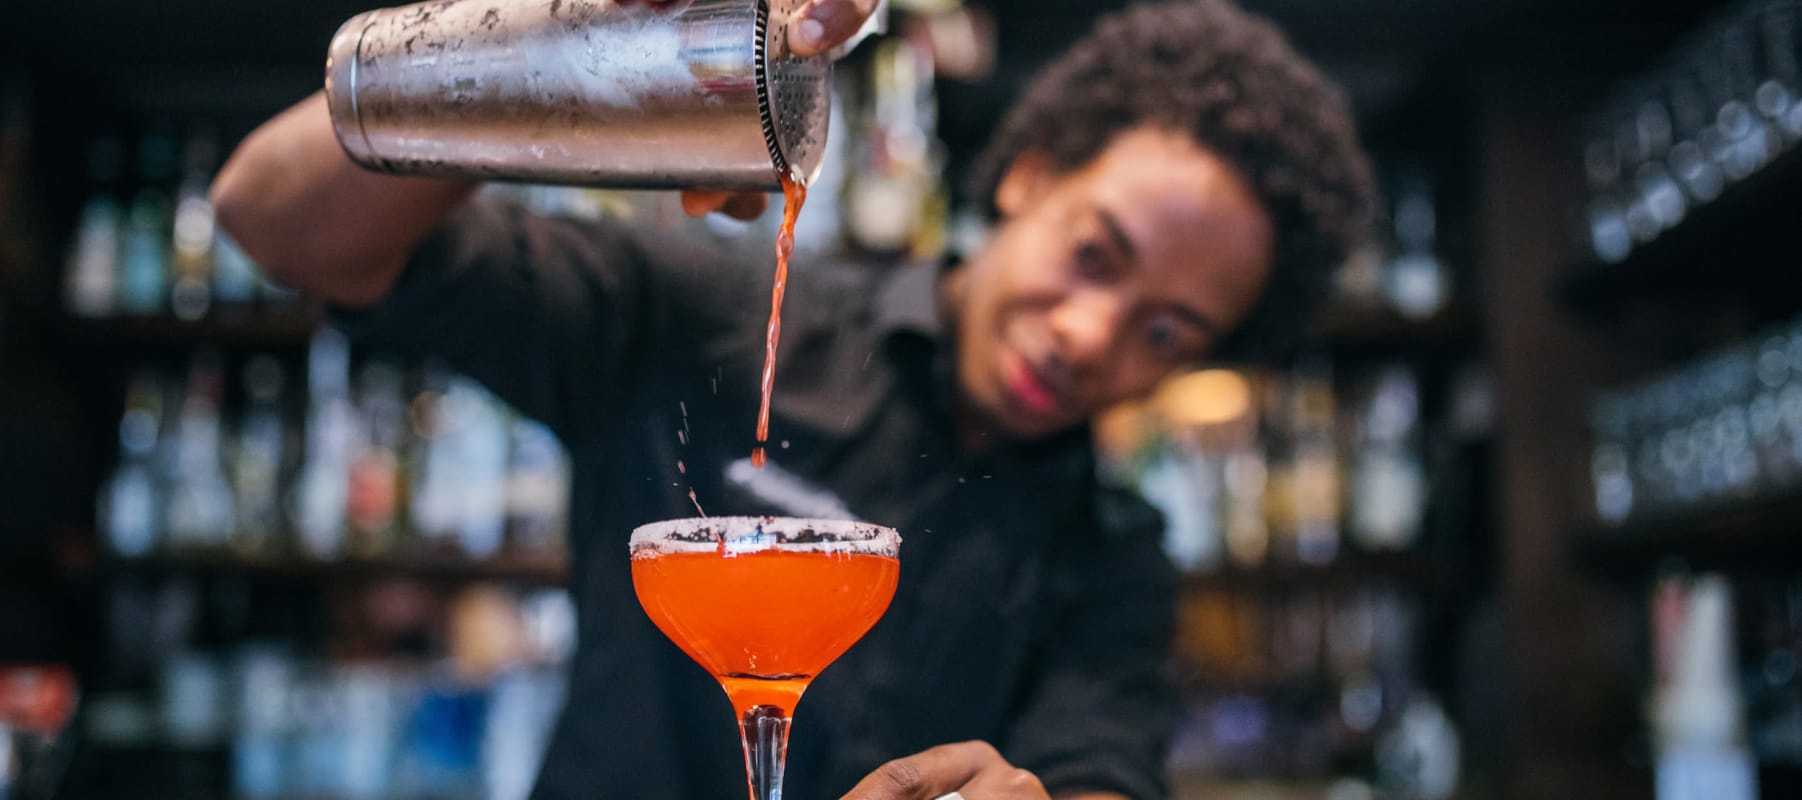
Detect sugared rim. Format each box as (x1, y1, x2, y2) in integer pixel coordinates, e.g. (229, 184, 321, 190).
(629, 516, 900, 558)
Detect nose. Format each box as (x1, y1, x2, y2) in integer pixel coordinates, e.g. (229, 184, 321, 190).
(1048, 287, 1126, 374)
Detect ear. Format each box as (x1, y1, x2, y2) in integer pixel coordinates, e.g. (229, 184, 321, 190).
(994, 150, 1054, 216)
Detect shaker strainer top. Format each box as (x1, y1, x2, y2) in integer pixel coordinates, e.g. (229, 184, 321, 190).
(325, 0, 833, 190)
(759, 0, 832, 184)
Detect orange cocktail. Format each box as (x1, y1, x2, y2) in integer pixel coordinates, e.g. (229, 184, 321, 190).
(629, 517, 901, 800)
(634, 548, 899, 710)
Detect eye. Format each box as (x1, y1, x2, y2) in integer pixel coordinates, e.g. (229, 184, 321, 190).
(1074, 240, 1113, 280)
(1074, 240, 1106, 275)
(1148, 317, 1178, 348)
(1146, 313, 1200, 357)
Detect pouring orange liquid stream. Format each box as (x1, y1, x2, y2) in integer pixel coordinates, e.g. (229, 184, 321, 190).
(751, 174, 807, 469)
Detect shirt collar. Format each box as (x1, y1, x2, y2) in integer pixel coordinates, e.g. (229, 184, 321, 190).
(871, 261, 947, 343)
(867, 261, 1094, 479)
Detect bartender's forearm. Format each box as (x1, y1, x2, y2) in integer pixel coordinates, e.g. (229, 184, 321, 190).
(211, 90, 478, 308)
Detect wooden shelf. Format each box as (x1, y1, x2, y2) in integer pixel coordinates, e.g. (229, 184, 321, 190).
(1575, 487, 1802, 579)
(1560, 145, 1802, 325)
(1605, 761, 1802, 800)
(1181, 550, 1448, 593)
(62, 742, 231, 800)
(107, 551, 569, 589)
(60, 308, 323, 352)
(1761, 763, 1802, 799)
(1299, 303, 1478, 359)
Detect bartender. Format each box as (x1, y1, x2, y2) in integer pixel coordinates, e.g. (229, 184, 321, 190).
(213, 0, 1374, 797)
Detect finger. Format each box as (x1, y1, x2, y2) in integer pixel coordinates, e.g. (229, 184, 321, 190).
(838, 741, 1003, 800)
(788, 0, 881, 58)
(959, 766, 1048, 799)
(680, 190, 730, 217)
(720, 192, 770, 221)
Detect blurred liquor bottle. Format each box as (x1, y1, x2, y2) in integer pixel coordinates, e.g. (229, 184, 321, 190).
(1752, 578, 1802, 769)
(409, 367, 511, 559)
(170, 125, 220, 321)
(449, 376, 511, 559)
(163, 352, 236, 551)
(120, 127, 176, 315)
(102, 369, 168, 557)
(1385, 168, 1449, 320)
(1652, 575, 1757, 800)
(64, 135, 126, 317)
(506, 416, 570, 560)
(347, 359, 408, 557)
(843, 37, 947, 261)
(293, 328, 355, 557)
(1291, 357, 1341, 565)
(1334, 163, 1452, 318)
(230, 355, 289, 556)
(1348, 365, 1426, 552)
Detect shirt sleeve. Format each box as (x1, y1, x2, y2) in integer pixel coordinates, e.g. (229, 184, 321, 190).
(1002, 488, 1178, 800)
(329, 195, 754, 444)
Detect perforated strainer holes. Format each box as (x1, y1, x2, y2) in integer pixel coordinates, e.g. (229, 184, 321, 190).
(769, 56, 829, 182)
(751, 0, 830, 181)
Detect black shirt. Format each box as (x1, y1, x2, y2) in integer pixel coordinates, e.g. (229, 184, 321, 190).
(335, 197, 1177, 800)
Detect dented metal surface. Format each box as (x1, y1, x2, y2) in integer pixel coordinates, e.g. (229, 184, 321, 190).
(325, 0, 830, 190)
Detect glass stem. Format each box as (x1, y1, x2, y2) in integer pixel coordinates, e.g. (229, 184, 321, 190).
(739, 704, 792, 800)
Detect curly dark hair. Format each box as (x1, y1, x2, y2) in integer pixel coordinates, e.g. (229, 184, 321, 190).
(969, 0, 1376, 363)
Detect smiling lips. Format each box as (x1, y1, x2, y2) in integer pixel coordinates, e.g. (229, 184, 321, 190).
(1003, 348, 1064, 418)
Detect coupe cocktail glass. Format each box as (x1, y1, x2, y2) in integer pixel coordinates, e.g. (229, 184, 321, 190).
(630, 516, 901, 800)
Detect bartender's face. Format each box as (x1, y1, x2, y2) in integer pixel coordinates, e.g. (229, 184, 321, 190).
(947, 126, 1275, 440)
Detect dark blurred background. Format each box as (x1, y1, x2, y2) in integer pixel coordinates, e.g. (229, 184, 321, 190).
(5, 0, 1802, 798)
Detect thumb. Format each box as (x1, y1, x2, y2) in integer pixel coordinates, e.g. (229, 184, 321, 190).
(787, 0, 880, 58)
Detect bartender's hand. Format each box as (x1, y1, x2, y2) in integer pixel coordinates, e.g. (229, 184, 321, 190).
(837, 740, 1129, 800)
(623, 0, 880, 56)
(625, 0, 883, 221)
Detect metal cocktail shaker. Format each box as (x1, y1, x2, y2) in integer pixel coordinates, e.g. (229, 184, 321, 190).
(325, 0, 831, 190)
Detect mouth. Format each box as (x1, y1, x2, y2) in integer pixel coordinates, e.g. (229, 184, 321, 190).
(1001, 347, 1066, 420)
